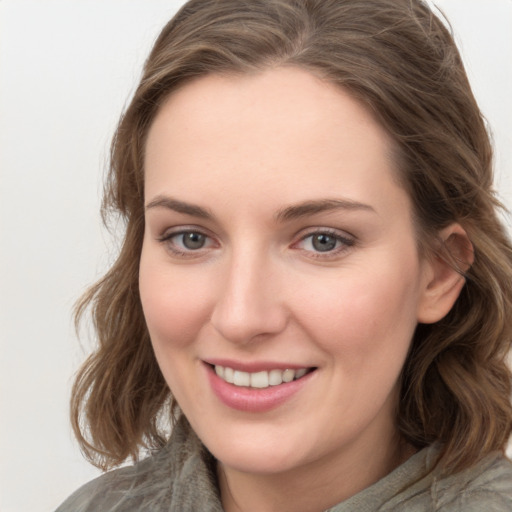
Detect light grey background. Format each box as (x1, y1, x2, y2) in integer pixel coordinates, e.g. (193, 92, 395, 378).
(1, 1, 511, 511)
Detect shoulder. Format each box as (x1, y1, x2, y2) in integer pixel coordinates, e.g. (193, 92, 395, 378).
(55, 417, 222, 512)
(435, 453, 512, 511)
(375, 447, 512, 512)
(54, 445, 174, 512)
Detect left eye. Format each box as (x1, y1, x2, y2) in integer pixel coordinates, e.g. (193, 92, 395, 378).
(297, 231, 354, 253)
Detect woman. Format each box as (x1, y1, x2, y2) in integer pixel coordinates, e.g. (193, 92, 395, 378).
(57, 0, 512, 510)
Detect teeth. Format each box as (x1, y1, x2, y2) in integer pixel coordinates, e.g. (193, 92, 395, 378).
(233, 370, 250, 387)
(282, 369, 295, 383)
(251, 371, 269, 388)
(295, 368, 307, 379)
(224, 367, 234, 384)
(214, 365, 310, 389)
(268, 369, 283, 386)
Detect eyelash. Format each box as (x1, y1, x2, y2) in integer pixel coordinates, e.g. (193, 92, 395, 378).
(293, 229, 356, 259)
(157, 228, 216, 258)
(157, 227, 356, 259)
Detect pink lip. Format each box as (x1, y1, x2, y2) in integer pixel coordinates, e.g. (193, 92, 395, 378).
(205, 363, 315, 413)
(204, 358, 310, 373)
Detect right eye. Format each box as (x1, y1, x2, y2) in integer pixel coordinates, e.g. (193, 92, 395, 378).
(158, 229, 216, 256)
(175, 231, 208, 250)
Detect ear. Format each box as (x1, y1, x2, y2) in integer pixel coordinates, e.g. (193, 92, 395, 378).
(417, 224, 474, 324)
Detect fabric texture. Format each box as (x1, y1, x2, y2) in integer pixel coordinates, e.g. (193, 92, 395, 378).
(56, 417, 512, 512)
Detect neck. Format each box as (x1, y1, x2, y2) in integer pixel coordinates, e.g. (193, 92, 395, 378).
(218, 432, 415, 512)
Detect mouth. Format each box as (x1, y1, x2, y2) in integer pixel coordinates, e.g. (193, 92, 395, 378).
(205, 361, 317, 412)
(211, 364, 315, 389)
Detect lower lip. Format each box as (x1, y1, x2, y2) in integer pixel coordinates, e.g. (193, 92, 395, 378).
(206, 365, 314, 413)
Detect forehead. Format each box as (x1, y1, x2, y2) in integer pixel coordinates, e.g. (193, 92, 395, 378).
(144, 67, 408, 217)
(148, 67, 391, 152)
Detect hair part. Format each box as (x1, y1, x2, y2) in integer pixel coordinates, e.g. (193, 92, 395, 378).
(72, 0, 512, 473)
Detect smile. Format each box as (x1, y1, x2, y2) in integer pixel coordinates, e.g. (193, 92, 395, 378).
(206, 362, 317, 412)
(214, 365, 310, 389)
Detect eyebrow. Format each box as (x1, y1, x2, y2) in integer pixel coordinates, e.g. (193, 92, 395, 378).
(145, 196, 214, 220)
(274, 198, 376, 222)
(145, 196, 375, 222)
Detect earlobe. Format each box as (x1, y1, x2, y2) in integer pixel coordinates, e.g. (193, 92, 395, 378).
(417, 224, 474, 324)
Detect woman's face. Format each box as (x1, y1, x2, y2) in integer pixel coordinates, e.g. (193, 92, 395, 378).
(140, 68, 434, 478)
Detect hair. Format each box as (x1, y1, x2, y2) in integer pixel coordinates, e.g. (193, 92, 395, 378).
(72, 0, 512, 474)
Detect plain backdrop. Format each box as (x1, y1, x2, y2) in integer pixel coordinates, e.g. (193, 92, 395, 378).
(1, 1, 511, 511)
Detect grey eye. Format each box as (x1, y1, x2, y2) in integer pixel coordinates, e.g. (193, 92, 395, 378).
(181, 232, 207, 250)
(311, 233, 338, 252)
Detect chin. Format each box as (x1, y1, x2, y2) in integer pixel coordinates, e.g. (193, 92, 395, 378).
(216, 448, 304, 476)
(199, 425, 316, 476)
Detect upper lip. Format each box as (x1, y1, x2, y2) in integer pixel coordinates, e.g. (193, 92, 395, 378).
(203, 358, 315, 373)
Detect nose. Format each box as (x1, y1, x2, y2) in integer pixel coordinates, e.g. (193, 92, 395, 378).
(210, 249, 288, 345)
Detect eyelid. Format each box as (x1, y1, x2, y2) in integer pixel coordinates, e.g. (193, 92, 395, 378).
(155, 224, 356, 259)
(292, 227, 356, 258)
(157, 225, 219, 257)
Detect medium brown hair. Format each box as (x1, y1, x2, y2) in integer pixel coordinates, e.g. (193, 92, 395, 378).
(72, 0, 512, 473)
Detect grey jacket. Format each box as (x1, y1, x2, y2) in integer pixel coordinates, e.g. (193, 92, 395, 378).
(56, 418, 512, 511)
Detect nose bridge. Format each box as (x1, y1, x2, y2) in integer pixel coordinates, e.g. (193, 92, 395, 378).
(210, 243, 287, 344)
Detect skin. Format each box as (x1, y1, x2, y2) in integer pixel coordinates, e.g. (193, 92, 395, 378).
(139, 67, 468, 512)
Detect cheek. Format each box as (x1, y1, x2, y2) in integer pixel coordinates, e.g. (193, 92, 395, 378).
(139, 254, 211, 350)
(292, 258, 421, 365)
(138, 256, 212, 408)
